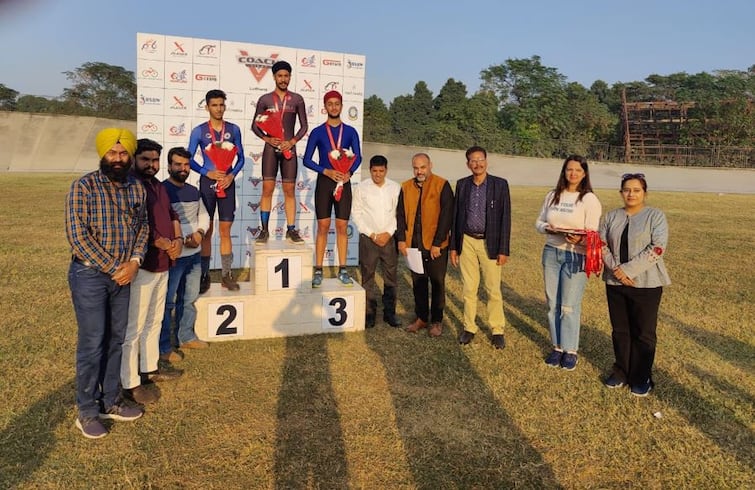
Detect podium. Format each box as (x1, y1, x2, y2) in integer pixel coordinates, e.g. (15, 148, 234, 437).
(194, 241, 365, 342)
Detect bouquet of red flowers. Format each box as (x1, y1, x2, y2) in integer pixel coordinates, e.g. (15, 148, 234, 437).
(583, 230, 603, 277)
(204, 141, 237, 198)
(328, 148, 357, 202)
(255, 109, 292, 159)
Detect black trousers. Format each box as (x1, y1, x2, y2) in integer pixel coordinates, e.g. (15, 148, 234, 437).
(606, 285, 663, 386)
(359, 234, 398, 316)
(411, 247, 448, 323)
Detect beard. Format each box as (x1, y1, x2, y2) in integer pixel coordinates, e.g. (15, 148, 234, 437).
(100, 156, 131, 182)
(169, 169, 189, 183)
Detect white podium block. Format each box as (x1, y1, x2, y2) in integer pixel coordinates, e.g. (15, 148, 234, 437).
(253, 241, 312, 294)
(195, 279, 365, 341)
(193, 243, 365, 342)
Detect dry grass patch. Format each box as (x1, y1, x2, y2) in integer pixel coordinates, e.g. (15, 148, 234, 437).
(0, 174, 753, 489)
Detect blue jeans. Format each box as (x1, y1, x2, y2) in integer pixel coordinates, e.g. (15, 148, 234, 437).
(541, 245, 588, 352)
(69, 260, 130, 418)
(160, 253, 202, 353)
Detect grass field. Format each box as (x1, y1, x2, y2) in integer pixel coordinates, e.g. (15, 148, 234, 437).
(0, 173, 753, 489)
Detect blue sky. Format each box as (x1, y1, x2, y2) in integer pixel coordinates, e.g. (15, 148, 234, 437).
(1, 0, 753, 103)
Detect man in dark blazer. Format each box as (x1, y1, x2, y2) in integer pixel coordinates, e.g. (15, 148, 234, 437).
(450, 146, 511, 349)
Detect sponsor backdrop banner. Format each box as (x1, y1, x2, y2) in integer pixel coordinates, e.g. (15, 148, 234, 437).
(136, 33, 365, 268)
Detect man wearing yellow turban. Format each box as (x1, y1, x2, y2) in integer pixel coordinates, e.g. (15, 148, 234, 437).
(65, 127, 149, 438)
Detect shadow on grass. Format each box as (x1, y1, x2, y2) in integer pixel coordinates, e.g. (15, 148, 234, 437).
(273, 309, 349, 489)
(662, 312, 755, 373)
(0, 379, 74, 488)
(366, 269, 562, 488)
(505, 285, 755, 472)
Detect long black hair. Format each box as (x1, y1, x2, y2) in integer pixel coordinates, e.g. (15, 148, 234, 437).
(549, 154, 593, 206)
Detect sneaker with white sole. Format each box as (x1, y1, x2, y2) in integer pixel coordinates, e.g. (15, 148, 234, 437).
(544, 349, 563, 367)
(99, 402, 144, 422)
(630, 379, 654, 397)
(560, 353, 578, 371)
(286, 228, 304, 244)
(75, 416, 108, 439)
(337, 269, 353, 286)
(312, 269, 323, 288)
(604, 373, 626, 389)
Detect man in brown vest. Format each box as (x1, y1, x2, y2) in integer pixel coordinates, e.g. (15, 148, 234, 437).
(396, 153, 454, 337)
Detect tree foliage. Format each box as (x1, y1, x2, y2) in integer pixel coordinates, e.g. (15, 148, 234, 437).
(0, 83, 19, 111)
(62, 62, 136, 120)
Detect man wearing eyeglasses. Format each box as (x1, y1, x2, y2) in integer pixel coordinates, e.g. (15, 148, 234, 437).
(450, 146, 511, 349)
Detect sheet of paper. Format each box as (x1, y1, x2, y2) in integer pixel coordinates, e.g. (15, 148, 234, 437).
(406, 248, 424, 274)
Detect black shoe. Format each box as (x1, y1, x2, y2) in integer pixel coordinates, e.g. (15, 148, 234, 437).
(141, 362, 184, 383)
(459, 330, 475, 345)
(255, 228, 269, 245)
(221, 272, 240, 291)
(285, 228, 304, 244)
(199, 273, 210, 294)
(366, 314, 376, 328)
(383, 313, 401, 328)
(491, 334, 505, 350)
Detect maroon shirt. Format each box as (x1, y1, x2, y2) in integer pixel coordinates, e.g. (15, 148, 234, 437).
(251, 90, 308, 142)
(138, 175, 179, 272)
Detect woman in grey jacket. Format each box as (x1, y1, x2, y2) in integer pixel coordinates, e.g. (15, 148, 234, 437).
(600, 174, 671, 396)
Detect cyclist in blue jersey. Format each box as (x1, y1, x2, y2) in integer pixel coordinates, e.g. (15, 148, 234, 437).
(187, 89, 245, 292)
(303, 90, 362, 287)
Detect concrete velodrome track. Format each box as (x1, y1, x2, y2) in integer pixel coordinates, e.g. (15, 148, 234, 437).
(2, 111, 753, 194)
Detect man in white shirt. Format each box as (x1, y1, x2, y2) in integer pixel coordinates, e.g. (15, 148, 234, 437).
(351, 155, 402, 327)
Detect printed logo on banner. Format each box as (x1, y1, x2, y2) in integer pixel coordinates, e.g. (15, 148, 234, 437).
(322, 58, 342, 67)
(246, 201, 260, 212)
(168, 122, 187, 137)
(249, 152, 262, 163)
(139, 65, 162, 81)
(169, 69, 190, 84)
(197, 44, 217, 57)
(237, 51, 279, 82)
(170, 41, 189, 58)
(170, 95, 188, 111)
(247, 176, 262, 187)
(273, 226, 286, 238)
(346, 59, 364, 70)
(346, 224, 355, 239)
(324, 81, 340, 92)
(139, 93, 162, 106)
(246, 226, 260, 238)
(140, 38, 159, 54)
(272, 200, 286, 214)
(297, 226, 312, 240)
(300, 79, 315, 93)
(140, 121, 160, 134)
(296, 178, 313, 191)
(195, 73, 218, 82)
(306, 104, 316, 119)
(300, 55, 316, 68)
(224, 96, 244, 116)
(344, 83, 364, 98)
(298, 202, 312, 214)
(347, 106, 359, 121)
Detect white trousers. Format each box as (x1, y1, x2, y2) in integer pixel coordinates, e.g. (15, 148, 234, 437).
(121, 269, 168, 389)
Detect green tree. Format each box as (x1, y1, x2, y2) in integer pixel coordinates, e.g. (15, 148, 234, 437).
(15, 94, 65, 113)
(61, 62, 136, 120)
(363, 95, 392, 142)
(389, 81, 437, 144)
(0, 83, 19, 111)
(431, 79, 471, 148)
